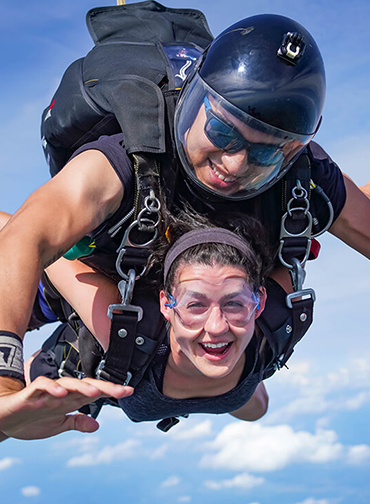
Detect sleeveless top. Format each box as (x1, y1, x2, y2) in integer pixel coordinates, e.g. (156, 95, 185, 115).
(118, 335, 265, 422)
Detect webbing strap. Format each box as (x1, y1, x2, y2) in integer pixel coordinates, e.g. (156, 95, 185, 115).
(257, 278, 314, 379)
(279, 296, 314, 368)
(98, 310, 140, 384)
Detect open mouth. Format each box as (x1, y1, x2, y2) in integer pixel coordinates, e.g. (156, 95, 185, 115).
(200, 341, 232, 355)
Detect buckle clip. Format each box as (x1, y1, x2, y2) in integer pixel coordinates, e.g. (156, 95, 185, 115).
(115, 191, 161, 280)
(107, 270, 143, 321)
(95, 359, 133, 385)
(285, 258, 316, 308)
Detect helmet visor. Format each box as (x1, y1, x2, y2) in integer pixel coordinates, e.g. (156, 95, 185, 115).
(175, 74, 315, 200)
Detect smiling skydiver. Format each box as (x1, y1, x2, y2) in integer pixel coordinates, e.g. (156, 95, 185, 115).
(0, 5, 369, 440)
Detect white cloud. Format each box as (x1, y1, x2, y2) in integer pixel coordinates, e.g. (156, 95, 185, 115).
(205, 472, 264, 490)
(200, 422, 368, 473)
(347, 445, 370, 465)
(295, 499, 330, 504)
(66, 438, 141, 467)
(52, 435, 100, 453)
(266, 357, 370, 424)
(149, 443, 169, 460)
(0, 457, 21, 471)
(170, 420, 213, 440)
(161, 475, 180, 488)
(178, 497, 192, 503)
(21, 486, 41, 497)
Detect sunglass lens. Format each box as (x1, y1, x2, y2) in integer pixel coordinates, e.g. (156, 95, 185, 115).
(205, 117, 245, 152)
(249, 146, 284, 167)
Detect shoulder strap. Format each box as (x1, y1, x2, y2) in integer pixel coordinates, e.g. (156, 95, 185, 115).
(257, 278, 313, 379)
(41, 1, 213, 175)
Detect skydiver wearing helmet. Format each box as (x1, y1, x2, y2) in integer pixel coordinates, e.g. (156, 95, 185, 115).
(0, 10, 369, 441)
(175, 14, 325, 200)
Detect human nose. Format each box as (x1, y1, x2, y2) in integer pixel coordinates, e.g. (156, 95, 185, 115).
(221, 149, 249, 176)
(203, 306, 229, 335)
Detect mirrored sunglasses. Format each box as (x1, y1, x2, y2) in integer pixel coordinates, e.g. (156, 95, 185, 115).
(203, 95, 284, 167)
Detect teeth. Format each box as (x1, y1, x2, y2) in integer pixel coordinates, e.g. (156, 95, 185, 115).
(211, 165, 235, 182)
(202, 342, 229, 349)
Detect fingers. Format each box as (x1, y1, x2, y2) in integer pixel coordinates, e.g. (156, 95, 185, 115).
(20, 376, 69, 402)
(73, 377, 134, 399)
(65, 413, 100, 434)
(23, 376, 133, 402)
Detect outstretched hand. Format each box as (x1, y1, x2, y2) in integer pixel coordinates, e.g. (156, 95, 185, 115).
(0, 376, 133, 441)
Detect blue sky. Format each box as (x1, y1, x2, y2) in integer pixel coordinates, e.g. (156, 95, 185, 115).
(0, 0, 369, 503)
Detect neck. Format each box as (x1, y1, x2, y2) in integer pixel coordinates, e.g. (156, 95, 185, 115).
(162, 337, 246, 399)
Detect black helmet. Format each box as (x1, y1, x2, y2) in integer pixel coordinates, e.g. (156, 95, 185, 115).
(174, 14, 326, 200)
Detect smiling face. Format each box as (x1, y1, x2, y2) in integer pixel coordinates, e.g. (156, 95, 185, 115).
(175, 74, 309, 199)
(160, 263, 266, 380)
(184, 99, 302, 196)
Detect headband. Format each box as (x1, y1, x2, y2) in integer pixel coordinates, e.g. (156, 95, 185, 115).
(163, 227, 252, 282)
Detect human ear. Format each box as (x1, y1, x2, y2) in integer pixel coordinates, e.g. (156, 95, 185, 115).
(159, 291, 172, 322)
(254, 286, 267, 319)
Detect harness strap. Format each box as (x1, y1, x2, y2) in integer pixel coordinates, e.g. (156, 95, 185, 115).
(281, 295, 314, 365)
(279, 153, 312, 266)
(97, 310, 140, 385)
(257, 278, 314, 378)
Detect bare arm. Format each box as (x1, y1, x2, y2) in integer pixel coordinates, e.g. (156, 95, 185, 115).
(0, 211, 11, 230)
(2, 209, 119, 352)
(45, 259, 120, 352)
(0, 149, 123, 338)
(329, 174, 370, 258)
(0, 150, 123, 392)
(229, 382, 269, 421)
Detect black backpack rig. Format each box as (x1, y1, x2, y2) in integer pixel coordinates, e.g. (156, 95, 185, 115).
(34, 1, 335, 430)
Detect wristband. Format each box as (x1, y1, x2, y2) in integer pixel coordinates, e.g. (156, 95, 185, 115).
(0, 331, 25, 383)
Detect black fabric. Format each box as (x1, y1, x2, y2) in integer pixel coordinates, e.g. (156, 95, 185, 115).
(41, 1, 213, 176)
(257, 278, 314, 378)
(308, 141, 346, 224)
(117, 335, 264, 423)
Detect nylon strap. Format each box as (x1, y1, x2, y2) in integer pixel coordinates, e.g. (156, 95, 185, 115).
(98, 310, 140, 384)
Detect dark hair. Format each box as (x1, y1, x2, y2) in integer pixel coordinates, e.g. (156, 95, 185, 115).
(147, 206, 273, 292)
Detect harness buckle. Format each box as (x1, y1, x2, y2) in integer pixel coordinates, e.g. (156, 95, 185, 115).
(95, 359, 133, 385)
(58, 359, 66, 378)
(107, 270, 143, 321)
(285, 258, 316, 308)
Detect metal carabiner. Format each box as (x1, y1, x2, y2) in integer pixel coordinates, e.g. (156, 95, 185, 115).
(115, 218, 158, 280)
(285, 258, 316, 308)
(118, 269, 136, 306)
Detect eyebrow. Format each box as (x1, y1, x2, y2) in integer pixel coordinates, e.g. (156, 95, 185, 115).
(180, 290, 250, 301)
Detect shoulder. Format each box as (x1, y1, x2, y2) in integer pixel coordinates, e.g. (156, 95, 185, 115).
(70, 133, 134, 190)
(307, 141, 346, 221)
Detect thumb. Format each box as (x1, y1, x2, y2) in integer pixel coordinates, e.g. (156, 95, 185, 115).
(64, 413, 100, 434)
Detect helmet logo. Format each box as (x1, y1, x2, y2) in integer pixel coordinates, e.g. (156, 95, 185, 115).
(277, 32, 305, 65)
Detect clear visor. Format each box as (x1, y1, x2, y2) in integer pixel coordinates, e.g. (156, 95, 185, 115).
(175, 73, 314, 200)
(166, 277, 259, 330)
